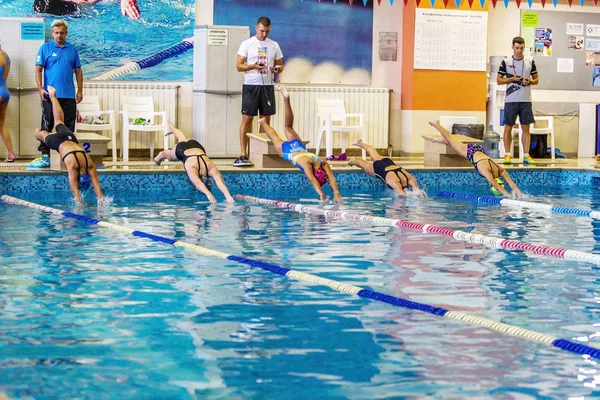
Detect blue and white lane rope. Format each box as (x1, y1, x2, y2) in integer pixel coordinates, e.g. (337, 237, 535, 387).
(438, 191, 600, 219)
(235, 195, 600, 265)
(3, 194, 600, 359)
(91, 37, 194, 81)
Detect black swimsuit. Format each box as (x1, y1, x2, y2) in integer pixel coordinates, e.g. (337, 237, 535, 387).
(373, 158, 409, 189)
(175, 140, 209, 177)
(45, 124, 90, 180)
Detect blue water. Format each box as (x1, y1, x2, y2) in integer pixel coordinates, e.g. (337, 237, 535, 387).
(0, 0, 195, 81)
(2, 185, 600, 398)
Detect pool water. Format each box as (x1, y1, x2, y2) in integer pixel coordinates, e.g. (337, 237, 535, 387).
(0, 0, 195, 81)
(2, 185, 600, 398)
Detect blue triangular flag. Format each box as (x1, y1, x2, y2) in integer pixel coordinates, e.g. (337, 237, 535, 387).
(503, 0, 509, 7)
(363, 0, 368, 4)
(479, 0, 485, 7)
(553, 0, 558, 6)
(527, 0, 533, 6)
(431, 0, 436, 6)
(390, 0, 394, 4)
(455, 0, 462, 7)
(580, 0, 585, 5)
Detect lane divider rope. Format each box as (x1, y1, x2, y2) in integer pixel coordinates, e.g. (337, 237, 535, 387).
(2, 194, 599, 359)
(438, 190, 600, 219)
(235, 195, 600, 265)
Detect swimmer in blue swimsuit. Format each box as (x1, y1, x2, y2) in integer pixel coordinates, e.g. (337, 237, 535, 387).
(34, 86, 104, 204)
(259, 85, 342, 202)
(0, 48, 16, 162)
(349, 139, 421, 196)
(154, 125, 234, 203)
(425, 120, 524, 198)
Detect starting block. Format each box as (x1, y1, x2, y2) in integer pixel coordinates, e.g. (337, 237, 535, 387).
(248, 133, 310, 168)
(50, 131, 111, 170)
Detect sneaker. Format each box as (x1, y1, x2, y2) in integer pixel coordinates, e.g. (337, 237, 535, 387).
(233, 155, 253, 167)
(503, 155, 512, 165)
(27, 154, 50, 169)
(523, 155, 536, 166)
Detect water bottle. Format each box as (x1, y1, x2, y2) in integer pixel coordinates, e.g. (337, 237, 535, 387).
(483, 125, 500, 159)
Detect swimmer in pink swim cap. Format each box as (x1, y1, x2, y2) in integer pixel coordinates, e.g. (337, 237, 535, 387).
(259, 84, 342, 203)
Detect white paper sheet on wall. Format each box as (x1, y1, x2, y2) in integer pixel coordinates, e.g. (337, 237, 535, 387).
(557, 58, 574, 73)
(414, 9, 488, 71)
(566, 22, 584, 35)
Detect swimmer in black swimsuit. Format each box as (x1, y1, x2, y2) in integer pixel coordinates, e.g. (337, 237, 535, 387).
(424, 120, 524, 198)
(34, 86, 104, 204)
(33, 0, 141, 19)
(153, 125, 234, 203)
(348, 139, 421, 196)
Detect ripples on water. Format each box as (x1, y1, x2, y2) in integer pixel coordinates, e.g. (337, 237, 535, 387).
(1, 186, 600, 398)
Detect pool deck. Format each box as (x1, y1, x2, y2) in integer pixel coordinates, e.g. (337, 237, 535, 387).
(0, 156, 597, 175)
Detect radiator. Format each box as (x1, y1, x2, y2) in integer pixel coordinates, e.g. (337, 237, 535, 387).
(268, 86, 391, 152)
(83, 82, 179, 151)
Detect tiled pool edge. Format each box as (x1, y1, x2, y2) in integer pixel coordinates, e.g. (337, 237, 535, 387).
(1, 168, 600, 195)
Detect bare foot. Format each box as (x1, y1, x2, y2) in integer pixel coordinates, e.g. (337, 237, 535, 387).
(258, 117, 267, 126)
(154, 156, 163, 166)
(165, 124, 174, 136)
(428, 120, 439, 127)
(348, 157, 357, 167)
(47, 86, 57, 98)
(421, 134, 446, 144)
(276, 84, 289, 99)
(352, 139, 364, 148)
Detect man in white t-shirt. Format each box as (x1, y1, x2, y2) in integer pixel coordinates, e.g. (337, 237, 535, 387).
(233, 16, 284, 167)
(497, 36, 539, 166)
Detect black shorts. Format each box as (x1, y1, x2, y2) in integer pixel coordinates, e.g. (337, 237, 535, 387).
(241, 85, 276, 117)
(503, 102, 535, 126)
(45, 123, 78, 151)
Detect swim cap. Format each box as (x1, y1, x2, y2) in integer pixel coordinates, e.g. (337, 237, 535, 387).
(489, 177, 505, 196)
(201, 175, 212, 191)
(79, 174, 91, 192)
(314, 168, 327, 186)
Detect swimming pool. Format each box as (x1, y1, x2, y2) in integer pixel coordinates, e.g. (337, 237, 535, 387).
(2, 170, 600, 398)
(0, 0, 194, 81)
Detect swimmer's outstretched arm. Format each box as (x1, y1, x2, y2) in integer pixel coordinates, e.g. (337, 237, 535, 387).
(210, 168, 234, 203)
(500, 170, 525, 198)
(321, 162, 342, 203)
(482, 170, 511, 197)
(88, 167, 104, 200)
(67, 169, 83, 204)
(187, 170, 217, 203)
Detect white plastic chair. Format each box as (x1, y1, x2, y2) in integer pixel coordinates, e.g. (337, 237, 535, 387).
(75, 96, 117, 161)
(316, 99, 366, 160)
(511, 116, 555, 160)
(120, 96, 169, 162)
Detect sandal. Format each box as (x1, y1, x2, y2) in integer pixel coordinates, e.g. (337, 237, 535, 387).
(4, 158, 15, 163)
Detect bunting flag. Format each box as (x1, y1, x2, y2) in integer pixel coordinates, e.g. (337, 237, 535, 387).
(515, 0, 521, 7)
(416, 0, 422, 6)
(595, 0, 598, 5)
(491, 0, 498, 6)
(552, 0, 558, 6)
(580, 0, 585, 5)
(443, 0, 450, 6)
(568, 0, 573, 5)
(503, 0, 510, 7)
(349, 0, 353, 4)
(430, 0, 437, 7)
(479, 0, 485, 7)
(391, 0, 395, 5)
(363, 0, 368, 5)
(455, 0, 462, 7)
(377, 0, 381, 4)
(527, 0, 533, 6)
(467, 0, 474, 7)
(540, 0, 546, 6)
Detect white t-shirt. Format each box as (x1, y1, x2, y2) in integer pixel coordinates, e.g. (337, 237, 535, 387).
(237, 36, 283, 86)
